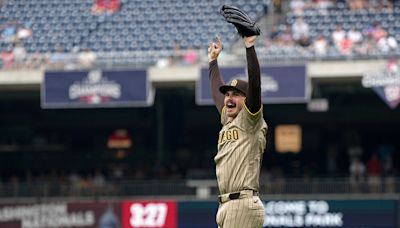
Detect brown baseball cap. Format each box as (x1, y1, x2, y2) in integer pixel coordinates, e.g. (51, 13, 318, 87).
(219, 79, 248, 96)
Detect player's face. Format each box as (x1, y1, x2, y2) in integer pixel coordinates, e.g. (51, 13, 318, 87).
(224, 89, 246, 119)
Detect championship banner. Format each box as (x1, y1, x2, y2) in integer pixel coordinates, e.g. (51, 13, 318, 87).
(122, 200, 177, 228)
(42, 69, 154, 108)
(196, 65, 309, 105)
(0, 202, 121, 228)
(362, 59, 400, 109)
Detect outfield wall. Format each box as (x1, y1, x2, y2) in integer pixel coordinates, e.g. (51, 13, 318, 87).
(0, 198, 398, 228)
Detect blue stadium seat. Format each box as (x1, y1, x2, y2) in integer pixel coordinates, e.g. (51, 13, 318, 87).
(0, 0, 268, 65)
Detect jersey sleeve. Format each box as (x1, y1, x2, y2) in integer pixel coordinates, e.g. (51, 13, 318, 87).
(240, 100, 264, 131)
(209, 60, 225, 113)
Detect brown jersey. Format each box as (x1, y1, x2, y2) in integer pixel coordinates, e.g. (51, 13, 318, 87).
(215, 103, 267, 194)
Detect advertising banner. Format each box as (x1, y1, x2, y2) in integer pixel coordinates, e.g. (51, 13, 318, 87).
(42, 69, 154, 108)
(263, 200, 398, 228)
(197, 65, 309, 105)
(0, 202, 121, 228)
(0, 199, 397, 228)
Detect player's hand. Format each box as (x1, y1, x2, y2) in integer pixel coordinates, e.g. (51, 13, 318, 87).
(208, 36, 222, 62)
(244, 35, 257, 48)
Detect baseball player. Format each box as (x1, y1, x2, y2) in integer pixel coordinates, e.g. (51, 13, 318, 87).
(208, 34, 267, 228)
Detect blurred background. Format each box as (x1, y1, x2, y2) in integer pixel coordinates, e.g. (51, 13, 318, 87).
(0, 0, 400, 227)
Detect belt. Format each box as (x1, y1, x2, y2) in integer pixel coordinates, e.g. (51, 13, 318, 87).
(218, 190, 259, 204)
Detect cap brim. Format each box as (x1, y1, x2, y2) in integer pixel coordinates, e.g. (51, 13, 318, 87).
(219, 85, 246, 95)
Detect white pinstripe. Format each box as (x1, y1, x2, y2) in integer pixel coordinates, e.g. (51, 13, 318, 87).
(215, 105, 267, 228)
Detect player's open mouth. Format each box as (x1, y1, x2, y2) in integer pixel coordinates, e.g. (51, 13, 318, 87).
(227, 102, 236, 109)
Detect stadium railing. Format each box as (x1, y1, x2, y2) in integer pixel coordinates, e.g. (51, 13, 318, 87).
(0, 177, 398, 199)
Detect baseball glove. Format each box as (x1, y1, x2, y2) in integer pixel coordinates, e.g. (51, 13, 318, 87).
(220, 5, 260, 37)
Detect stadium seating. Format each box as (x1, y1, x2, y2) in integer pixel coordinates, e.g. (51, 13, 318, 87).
(3, 1, 400, 66)
(0, 0, 267, 67)
(257, 1, 400, 63)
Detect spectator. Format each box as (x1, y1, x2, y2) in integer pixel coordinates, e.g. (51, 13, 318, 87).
(376, 34, 398, 53)
(13, 42, 27, 68)
(92, 0, 120, 14)
(366, 153, 382, 193)
(107, 0, 120, 13)
(0, 19, 18, 43)
(17, 23, 32, 40)
(368, 23, 387, 42)
(339, 34, 353, 55)
(349, 157, 365, 192)
(278, 25, 295, 46)
(182, 46, 199, 65)
(356, 35, 376, 55)
(290, 0, 307, 16)
(331, 25, 346, 49)
(26, 51, 48, 70)
(48, 45, 70, 69)
(269, 25, 281, 42)
(347, 0, 368, 10)
(298, 36, 311, 47)
(92, 169, 106, 194)
(272, 0, 282, 14)
(170, 43, 183, 65)
(1, 47, 14, 69)
(314, 0, 334, 15)
(78, 48, 97, 69)
(313, 35, 329, 56)
(292, 17, 309, 42)
(92, 0, 106, 13)
(347, 27, 363, 44)
(369, 0, 393, 10)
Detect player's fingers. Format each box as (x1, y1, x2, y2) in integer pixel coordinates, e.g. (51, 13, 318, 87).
(209, 42, 215, 52)
(216, 36, 222, 49)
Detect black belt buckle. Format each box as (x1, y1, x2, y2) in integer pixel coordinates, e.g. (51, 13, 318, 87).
(228, 192, 240, 200)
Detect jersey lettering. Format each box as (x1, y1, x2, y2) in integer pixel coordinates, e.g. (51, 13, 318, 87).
(218, 129, 239, 144)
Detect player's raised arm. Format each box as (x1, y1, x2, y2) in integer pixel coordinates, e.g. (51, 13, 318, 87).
(208, 37, 225, 113)
(244, 35, 262, 113)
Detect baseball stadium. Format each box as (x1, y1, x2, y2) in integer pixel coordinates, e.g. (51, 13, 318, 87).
(0, 0, 400, 227)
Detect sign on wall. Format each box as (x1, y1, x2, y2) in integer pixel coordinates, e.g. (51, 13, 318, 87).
(42, 69, 154, 108)
(362, 59, 400, 109)
(197, 65, 309, 105)
(0, 202, 121, 228)
(121, 200, 177, 228)
(0, 199, 397, 228)
(263, 200, 398, 227)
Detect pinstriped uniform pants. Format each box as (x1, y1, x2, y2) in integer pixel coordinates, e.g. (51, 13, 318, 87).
(216, 196, 265, 228)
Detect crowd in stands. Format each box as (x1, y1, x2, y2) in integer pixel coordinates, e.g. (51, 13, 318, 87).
(0, 140, 398, 196)
(0, 19, 31, 69)
(91, 0, 120, 15)
(2, 0, 400, 69)
(260, 0, 400, 60)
